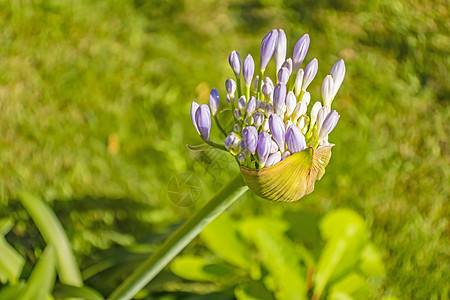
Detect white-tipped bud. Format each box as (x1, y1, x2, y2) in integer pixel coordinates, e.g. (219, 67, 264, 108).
(238, 96, 247, 114)
(262, 82, 273, 98)
(225, 78, 237, 96)
(264, 77, 274, 90)
(330, 59, 345, 98)
(247, 96, 257, 116)
(270, 140, 278, 153)
(265, 151, 281, 167)
(285, 91, 296, 118)
(302, 58, 318, 91)
(253, 75, 259, 90)
(257, 100, 266, 110)
(321, 75, 335, 107)
(292, 101, 307, 122)
(274, 29, 287, 74)
(234, 108, 242, 120)
(297, 116, 307, 134)
(233, 123, 241, 133)
(294, 69, 304, 97)
(262, 118, 270, 131)
(281, 151, 291, 160)
(281, 58, 293, 75)
(277, 67, 290, 84)
(237, 153, 246, 164)
(316, 106, 329, 132)
(285, 120, 293, 130)
(253, 112, 265, 128)
(301, 91, 311, 106)
(310, 101, 322, 127)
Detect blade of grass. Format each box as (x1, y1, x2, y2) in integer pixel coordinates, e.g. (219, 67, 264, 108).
(18, 192, 83, 287)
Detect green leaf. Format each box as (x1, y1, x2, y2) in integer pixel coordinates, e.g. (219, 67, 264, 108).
(252, 230, 307, 300)
(0, 281, 26, 300)
(170, 255, 239, 282)
(200, 214, 251, 270)
(0, 219, 25, 284)
(18, 192, 83, 287)
(359, 243, 385, 277)
(238, 217, 289, 241)
(314, 210, 368, 298)
(53, 284, 105, 300)
(235, 281, 275, 300)
(18, 245, 56, 300)
(328, 273, 370, 300)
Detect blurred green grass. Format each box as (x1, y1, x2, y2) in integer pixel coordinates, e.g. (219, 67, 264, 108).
(0, 0, 448, 299)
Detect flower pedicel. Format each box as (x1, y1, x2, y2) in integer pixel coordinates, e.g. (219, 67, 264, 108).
(191, 29, 345, 202)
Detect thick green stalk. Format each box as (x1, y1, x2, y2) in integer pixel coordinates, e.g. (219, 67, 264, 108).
(108, 175, 248, 300)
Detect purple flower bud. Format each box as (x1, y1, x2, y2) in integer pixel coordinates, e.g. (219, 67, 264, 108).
(330, 59, 345, 98)
(229, 50, 241, 77)
(285, 91, 296, 118)
(269, 114, 285, 152)
(310, 101, 322, 127)
(281, 151, 291, 160)
(264, 103, 274, 117)
(243, 54, 255, 87)
(238, 95, 247, 113)
(302, 58, 318, 91)
(285, 120, 293, 129)
(195, 104, 211, 140)
(277, 67, 290, 84)
(257, 131, 272, 167)
(226, 94, 231, 104)
(266, 151, 281, 167)
(233, 123, 241, 132)
(281, 58, 293, 75)
(293, 70, 304, 98)
(209, 88, 220, 116)
(234, 108, 242, 120)
(191, 101, 200, 134)
(253, 75, 259, 90)
(273, 83, 287, 117)
(242, 126, 259, 154)
(292, 34, 310, 72)
(286, 124, 306, 153)
(318, 110, 340, 141)
(257, 100, 266, 110)
(262, 82, 273, 98)
(225, 78, 236, 96)
(247, 96, 257, 116)
(237, 153, 246, 164)
(297, 116, 307, 133)
(225, 132, 239, 151)
(254, 112, 264, 127)
(262, 118, 270, 131)
(274, 29, 287, 73)
(260, 29, 279, 71)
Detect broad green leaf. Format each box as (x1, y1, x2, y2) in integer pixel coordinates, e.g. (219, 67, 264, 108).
(201, 214, 251, 270)
(235, 281, 275, 300)
(314, 210, 368, 298)
(18, 245, 56, 300)
(18, 192, 83, 287)
(0, 219, 25, 284)
(0, 281, 26, 300)
(328, 273, 370, 300)
(53, 284, 104, 300)
(238, 217, 289, 242)
(359, 243, 385, 277)
(253, 230, 307, 300)
(170, 255, 238, 282)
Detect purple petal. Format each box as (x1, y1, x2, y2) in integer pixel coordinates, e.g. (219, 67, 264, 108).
(191, 101, 200, 134)
(195, 104, 211, 140)
(269, 114, 285, 152)
(285, 91, 296, 118)
(209, 88, 220, 116)
(330, 59, 345, 97)
(321, 75, 335, 106)
(292, 34, 310, 72)
(229, 50, 241, 77)
(302, 58, 318, 91)
(225, 78, 236, 95)
(286, 124, 306, 153)
(242, 126, 259, 154)
(277, 67, 290, 84)
(260, 29, 279, 71)
(257, 131, 272, 167)
(247, 96, 257, 116)
(265, 151, 281, 167)
(318, 110, 340, 141)
(243, 54, 255, 87)
(274, 29, 287, 73)
(273, 83, 287, 117)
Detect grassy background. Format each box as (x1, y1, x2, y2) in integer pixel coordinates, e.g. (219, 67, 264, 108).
(0, 0, 448, 299)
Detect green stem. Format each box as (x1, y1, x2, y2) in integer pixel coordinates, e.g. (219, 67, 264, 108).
(205, 139, 227, 151)
(236, 77, 242, 98)
(257, 70, 263, 101)
(108, 175, 248, 300)
(214, 115, 227, 137)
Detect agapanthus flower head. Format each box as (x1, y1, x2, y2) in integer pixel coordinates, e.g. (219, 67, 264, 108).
(189, 29, 345, 202)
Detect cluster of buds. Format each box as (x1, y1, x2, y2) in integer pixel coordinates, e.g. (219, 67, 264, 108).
(191, 29, 345, 201)
(191, 29, 344, 169)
